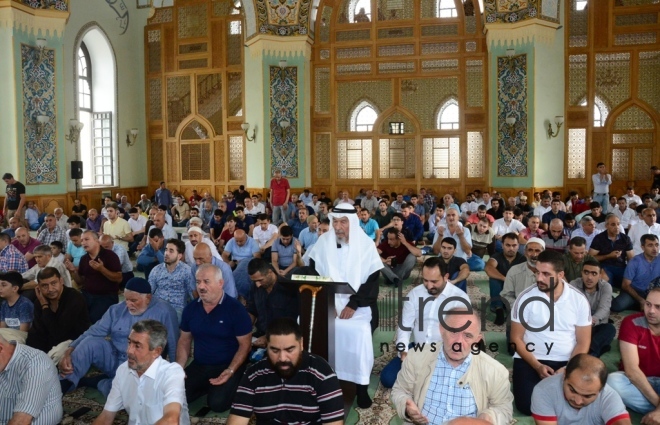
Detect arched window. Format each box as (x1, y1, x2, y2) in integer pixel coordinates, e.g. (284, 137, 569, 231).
(350, 101, 378, 131)
(437, 0, 458, 18)
(437, 98, 460, 129)
(576, 0, 587, 11)
(580, 96, 609, 127)
(76, 28, 117, 187)
(349, 0, 371, 23)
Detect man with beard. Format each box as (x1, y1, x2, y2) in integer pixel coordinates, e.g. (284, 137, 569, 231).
(58, 277, 179, 397)
(485, 233, 526, 325)
(380, 257, 470, 388)
(183, 226, 220, 267)
(510, 250, 592, 415)
(227, 318, 343, 425)
(148, 239, 195, 321)
(92, 320, 189, 425)
(500, 238, 546, 310)
(531, 354, 630, 425)
(27, 267, 90, 362)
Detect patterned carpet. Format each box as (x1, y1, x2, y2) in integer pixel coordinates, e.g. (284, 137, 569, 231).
(62, 264, 635, 424)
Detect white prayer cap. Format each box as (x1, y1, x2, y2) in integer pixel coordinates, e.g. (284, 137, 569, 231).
(187, 226, 205, 235)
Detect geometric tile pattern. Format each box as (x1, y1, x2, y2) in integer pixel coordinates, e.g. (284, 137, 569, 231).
(178, 4, 208, 39)
(379, 138, 415, 179)
(497, 54, 528, 177)
(21, 0, 67, 10)
(380, 111, 414, 135)
(270, 66, 298, 177)
(567, 128, 586, 179)
(400, 78, 458, 130)
(337, 80, 393, 132)
(638, 51, 660, 114)
(256, 0, 312, 36)
(595, 53, 630, 118)
(466, 59, 484, 108)
(315, 133, 331, 179)
(337, 139, 372, 179)
(467, 131, 484, 178)
(568, 0, 588, 47)
(613, 105, 654, 130)
(569, 54, 587, 106)
(22, 44, 58, 184)
(229, 135, 244, 180)
(614, 32, 657, 46)
(422, 137, 460, 179)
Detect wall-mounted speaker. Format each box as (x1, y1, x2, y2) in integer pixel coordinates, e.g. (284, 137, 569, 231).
(71, 161, 83, 180)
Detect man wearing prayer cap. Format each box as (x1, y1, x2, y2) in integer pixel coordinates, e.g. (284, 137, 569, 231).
(58, 277, 179, 397)
(305, 202, 383, 408)
(184, 226, 221, 267)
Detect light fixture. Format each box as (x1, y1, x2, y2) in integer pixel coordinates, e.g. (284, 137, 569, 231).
(279, 59, 287, 68)
(547, 116, 564, 138)
(505, 116, 516, 138)
(65, 119, 84, 144)
(241, 122, 256, 142)
(279, 119, 291, 139)
(125, 128, 138, 147)
(34, 38, 47, 65)
(35, 115, 50, 139)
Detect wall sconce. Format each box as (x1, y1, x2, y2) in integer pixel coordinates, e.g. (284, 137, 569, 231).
(505, 116, 516, 138)
(279, 59, 287, 68)
(125, 128, 138, 147)
(279, 119, 291, 139)
(506, 48, 515, 58)
(241, 122, 256, 142)
(547, 116, 564, 138)
(34, 38, 47, 65)
(65, 119, 84, 144)
(35, 114, 50, 139)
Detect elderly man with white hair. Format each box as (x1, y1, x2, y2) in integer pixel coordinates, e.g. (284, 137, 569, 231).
(304, 203, 383, 408)
(184, 226, 221, 267)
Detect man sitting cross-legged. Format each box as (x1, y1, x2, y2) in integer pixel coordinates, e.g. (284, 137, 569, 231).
(226, 318, 343, 425)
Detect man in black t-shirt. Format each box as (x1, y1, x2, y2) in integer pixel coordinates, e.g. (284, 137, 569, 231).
(2, 172, 26, 226)
(484, 232, 527, 325)
(438, 237, 470, 293)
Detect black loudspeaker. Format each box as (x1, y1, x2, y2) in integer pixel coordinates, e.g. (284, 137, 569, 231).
(71, 161, 83, 179)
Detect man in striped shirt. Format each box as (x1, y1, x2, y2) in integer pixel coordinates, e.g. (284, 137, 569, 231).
(227, 318, 344, 425)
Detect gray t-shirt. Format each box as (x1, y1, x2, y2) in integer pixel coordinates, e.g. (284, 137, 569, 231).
(531, 373, 629, 425)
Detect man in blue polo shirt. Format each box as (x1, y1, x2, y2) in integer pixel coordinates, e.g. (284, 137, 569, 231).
(176, 263, 252, 413)
(612, 234, 660, 312)
(358, 208, 380, 242)
(287, 208, 309, 239)
(541, 199, 566, 231)
(271, 226, 299, 277)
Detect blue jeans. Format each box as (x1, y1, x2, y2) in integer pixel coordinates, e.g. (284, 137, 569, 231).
(611, 287, 647, 312)
(593, 193, 609, 211)
(489, 277, 505, 310)
(467, 254, 484, 272)
(451, 271, 466, 293)
(233, 259, 254, 300)
(494, 239, 503, 253)
(602, 264, 626, 288)
(271, 205, 287, 226)
(607, 371, 660, 414)
(380, 342, 416, 388)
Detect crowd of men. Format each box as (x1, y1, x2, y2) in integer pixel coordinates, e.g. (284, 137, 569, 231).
(1, 167, 660, 424)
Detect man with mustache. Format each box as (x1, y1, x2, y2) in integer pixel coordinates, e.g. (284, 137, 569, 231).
(58, 277, 179, 397)
(92, 320, 189, 425)
(510, 249, 592, 416)
(226, 318, 343, 425)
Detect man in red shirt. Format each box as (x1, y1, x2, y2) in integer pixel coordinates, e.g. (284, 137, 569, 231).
(12, 227, 41, 268)
(607, 287, 660, 422)
(377, 229, 421, 286)
(269, 169, 290, 226)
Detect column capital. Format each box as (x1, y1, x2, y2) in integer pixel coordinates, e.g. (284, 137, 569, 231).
(245, 34, 312, 60)
(485, 19, 560, 51)
(0, 0, 69, 37)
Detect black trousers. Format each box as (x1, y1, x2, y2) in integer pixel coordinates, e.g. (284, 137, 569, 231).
(512, 357, 567, 415)
(184, 360, 246, 412)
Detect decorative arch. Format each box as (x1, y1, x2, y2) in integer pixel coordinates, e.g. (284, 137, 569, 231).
(349, 99, 379, 132)
(437, 0, 458, 17)
(376, 107, 420, 135)
(579, 95, 610, 127)
(435, 96, 460, 130)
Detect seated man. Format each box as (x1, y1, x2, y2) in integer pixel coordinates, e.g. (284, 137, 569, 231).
(377, 228, 422, 287)
(190, 243, 237, 298)
(92, 320, 189, 425)
(227, 318, 343, 425)
(27, 267, 90, 362)
(65, 228, 86, 267)
(531, 353, 631, 425)
(612, 234, 660, 312)
(246, 259, 299, 349)
(271, 226, 300, 278)
(99, 234, 134, 289)
(136, 227, 166, 279)
(380, 257, 470, 388)
(252, 214, 278, 258)
(589, 214, 634, 288)
(176, 264, 252, 412)
(358, 208, 380, 242)
(607, 288, 660, 421)
(569, 260, 616, 357)
(437, 237, 470, 292)
(432, 207, 484, 272)
(401, 202, 424, 244)
(391, 308, 513, 424)
(510, 250, 592, 415)
(222, 229, 261, 299)
(0, 334, 63, 425)
(183, 226, 220, 267)
(149, 239, 195, 320)
(298, 214, 320, 252)
(22, 244, 72, 290)
(485, 232, 526, 325)
(563, 236, 599, 283)
(58, 277, 179, 397)
(571, 216, 601, 251)
(12, 227, 41, 268)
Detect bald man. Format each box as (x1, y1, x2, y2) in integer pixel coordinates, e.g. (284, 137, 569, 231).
(531, 354, 630, 425)
(191, 244, 237, 298)
(222, 229, 261, 299)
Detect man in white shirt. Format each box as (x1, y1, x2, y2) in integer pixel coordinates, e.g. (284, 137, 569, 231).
(571, 216, 602, 251)
(533, 196, 552, 219)
(627, 208, 660, 255)
(613, 197, 637, 231)
(623, 187, 642, 207)
(243, 197, 261, 219)
(510, 249, 592, 416)
(127, 207, 147, 256)
(252, 214, 279, 256)
(380, 256, 470, 388)
(92, 319, 189, 425)
(299, 189, 314, 205)
(492, 206, 525, 250)
(432, 207, 472, 261)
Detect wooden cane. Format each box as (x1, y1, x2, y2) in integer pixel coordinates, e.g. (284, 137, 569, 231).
(299, 284, 323, 352)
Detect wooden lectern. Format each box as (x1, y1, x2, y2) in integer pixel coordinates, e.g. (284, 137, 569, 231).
(293, 276, 357, 415)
